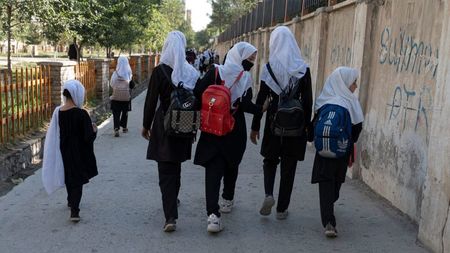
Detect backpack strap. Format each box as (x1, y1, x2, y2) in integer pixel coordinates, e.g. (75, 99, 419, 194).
(266, 63, 282, 90)
(230, 71, 244, 89)
(160, 64, 183, 88)
(214, 67, 219, 84)
(267, 63, 300, 99)
(214, 67, 242, 87)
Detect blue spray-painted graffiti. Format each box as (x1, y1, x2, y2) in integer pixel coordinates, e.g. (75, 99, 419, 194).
(387, 84, 432, 142)
(331, 45, 352, 65)
(380, 27, 439, 79)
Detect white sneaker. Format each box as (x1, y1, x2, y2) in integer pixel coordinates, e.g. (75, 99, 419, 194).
(276, 210, 289, 220)
(220, 199, 234, 213)
(207, 214, 223, 233)
(325, 223, 338, 238)
(259, 196, 275, 216)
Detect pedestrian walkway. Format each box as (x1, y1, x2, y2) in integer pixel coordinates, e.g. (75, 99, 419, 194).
(0, 91, 428, 253)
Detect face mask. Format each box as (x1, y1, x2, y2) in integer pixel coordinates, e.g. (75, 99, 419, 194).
(242, 59, 254, 71)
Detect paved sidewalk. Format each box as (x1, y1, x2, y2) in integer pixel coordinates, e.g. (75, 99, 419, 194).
(0, 91, 428, 253)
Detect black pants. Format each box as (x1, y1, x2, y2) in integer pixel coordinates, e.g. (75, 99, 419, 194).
(205, 155, 239, 217)
(66, 184, 83, 212)
(263, 156, 298, 212)
(319, 180, 342, 227)
(112, 108, 128, 130)
(111, 100, 129, 130)
(158, 161, 181, 221)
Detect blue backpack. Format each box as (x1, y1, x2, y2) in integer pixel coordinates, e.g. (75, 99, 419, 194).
(314, 104, 352, 158)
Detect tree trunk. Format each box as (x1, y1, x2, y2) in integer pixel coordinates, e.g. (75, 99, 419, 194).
(6, 4, 13, 71)
(106, 47, 112, 58)
(77, 43, 82, 63)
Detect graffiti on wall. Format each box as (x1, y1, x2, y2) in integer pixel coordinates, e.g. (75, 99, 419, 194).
(386, 84, 433, 143)
(331, 45, 352, 66)
(302, 43, 312, 62)
(380, 27, 439, 79)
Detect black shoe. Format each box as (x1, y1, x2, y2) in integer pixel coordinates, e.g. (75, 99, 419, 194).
(177, 198, 180, 207)
(70, 210, 81, 223)
(163, 218, 176, 232)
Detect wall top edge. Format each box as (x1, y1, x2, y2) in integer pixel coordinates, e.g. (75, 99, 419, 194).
(88, 58, 112, 62)
(37, 61, 77, 67)
(331, 0, 358, 11)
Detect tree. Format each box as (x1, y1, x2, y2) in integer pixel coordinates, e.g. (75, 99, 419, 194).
(207, 0, 258, 35)
(0, 0, 38, 70)
(144, 0, 190, 52)
(144, 5, 172, 52)
(94, 0, 156, 57)
(195, 29, 211, 49)
(160, 0, 185, 31)
(35, 0, 157, 59)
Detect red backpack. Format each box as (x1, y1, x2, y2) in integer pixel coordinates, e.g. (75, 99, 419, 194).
(200, 68, 243, 136)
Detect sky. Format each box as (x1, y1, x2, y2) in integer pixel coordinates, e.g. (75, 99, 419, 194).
(185, 0, 212, 32)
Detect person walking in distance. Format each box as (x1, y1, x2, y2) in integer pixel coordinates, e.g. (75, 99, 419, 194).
(250, 26, 313, 220)
(68, 38, 79, 61)
(142, 31, 199, 232)
(42, 80, 98, 223)
(110, 56, 133, 137)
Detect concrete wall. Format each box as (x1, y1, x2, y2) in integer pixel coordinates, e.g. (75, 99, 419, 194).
(214, 0, 450, 251)
(418, 1, 450, 252)
(359, 0, 443, 224)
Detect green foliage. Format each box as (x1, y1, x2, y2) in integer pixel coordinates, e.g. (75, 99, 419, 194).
(2, 0, 208, 59)
(144, 5, 172, 52)
(16, 22, 43, 45)
(207, 0, 258, 34)
(0, 0, 43, 69)
(195, 29, 212, 49)
(144, 0, 192, 52)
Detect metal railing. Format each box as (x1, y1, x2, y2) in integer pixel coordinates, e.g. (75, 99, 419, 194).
(218, 0, 350, 42)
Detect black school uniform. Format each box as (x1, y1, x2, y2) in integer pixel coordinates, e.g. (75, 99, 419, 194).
(143, 64, 194, 222)
(310, 111, 363, 227)
(59, 108, 98, 212)
(251, 68, 313, 212)
(194, 67, 262, 217)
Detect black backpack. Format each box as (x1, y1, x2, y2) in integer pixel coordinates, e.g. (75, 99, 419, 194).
(266, 63, 305, 137)
(160, 65, 200, 138)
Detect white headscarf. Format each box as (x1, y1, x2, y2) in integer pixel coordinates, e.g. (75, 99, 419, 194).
(42, 80, 85, 194)
(111, 56, 132, 82)
(260, 26, 308, 95)
(218, 42, 257, 103)
(314, 67, 364, 124)
(160, 31, 199, 90)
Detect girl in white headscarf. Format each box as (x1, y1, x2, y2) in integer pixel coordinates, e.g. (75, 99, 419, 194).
(250, 26, 313, 220)
(142, 31, 199, 233)
(311, 66, 364, 238)
(110, 56, 133, 137)
(42, 80, 98, 223)
(193, 42, 269, 233)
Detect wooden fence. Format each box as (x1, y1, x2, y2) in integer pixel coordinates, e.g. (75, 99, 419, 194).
(74, 61, 96, 100)
(109, 55, 160, 82)
(109, 58, 137, 78)
(0, 66, 51, 145)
